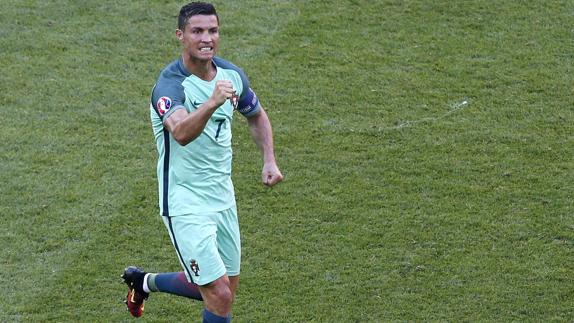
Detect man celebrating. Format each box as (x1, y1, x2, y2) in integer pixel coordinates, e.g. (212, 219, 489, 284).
(121, 2, 283, 322)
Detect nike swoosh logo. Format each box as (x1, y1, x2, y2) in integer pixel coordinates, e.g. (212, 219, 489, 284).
(192, 100, 203, 107)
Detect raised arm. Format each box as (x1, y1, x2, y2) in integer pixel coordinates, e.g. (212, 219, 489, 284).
(164, 80, 235, 146)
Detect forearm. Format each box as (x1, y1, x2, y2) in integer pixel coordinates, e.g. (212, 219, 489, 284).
(247, 108, 276, 164)
(168, 100, 219, 145)
(248, 107, 283, 186)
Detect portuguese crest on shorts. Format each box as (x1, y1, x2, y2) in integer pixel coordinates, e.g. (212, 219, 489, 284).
(190, 259, 200, 277)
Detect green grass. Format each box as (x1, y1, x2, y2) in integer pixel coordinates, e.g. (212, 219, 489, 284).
(1, 0, 572, 321)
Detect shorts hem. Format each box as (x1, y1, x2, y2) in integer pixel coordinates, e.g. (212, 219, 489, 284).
(192, 269, 228, 286)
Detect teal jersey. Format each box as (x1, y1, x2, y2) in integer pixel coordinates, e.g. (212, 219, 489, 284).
(150, 57, 260, 216)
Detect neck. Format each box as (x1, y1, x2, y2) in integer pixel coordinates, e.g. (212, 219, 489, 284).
(182, 54, 216, 81)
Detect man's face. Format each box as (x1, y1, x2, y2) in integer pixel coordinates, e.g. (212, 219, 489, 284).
(177, 14, 219, 62)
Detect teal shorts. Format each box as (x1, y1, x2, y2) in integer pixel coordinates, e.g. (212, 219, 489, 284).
(162, 206, 241, 286)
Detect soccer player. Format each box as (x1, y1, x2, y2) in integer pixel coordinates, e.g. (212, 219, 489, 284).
(121, 2, 283, 322)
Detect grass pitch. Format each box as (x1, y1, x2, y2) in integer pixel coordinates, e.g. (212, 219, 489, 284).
(1, 0, 572, 321)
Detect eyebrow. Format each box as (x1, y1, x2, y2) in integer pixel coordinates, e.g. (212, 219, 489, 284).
(190, 26, 219, 31)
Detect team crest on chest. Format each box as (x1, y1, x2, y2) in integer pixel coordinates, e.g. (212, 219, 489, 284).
(156, 96, 172, 116)
(230, 93, 239, 110)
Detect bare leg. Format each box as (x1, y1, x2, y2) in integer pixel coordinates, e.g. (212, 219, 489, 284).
(229, 276, 240, 303)
(199, 274, 234, 317)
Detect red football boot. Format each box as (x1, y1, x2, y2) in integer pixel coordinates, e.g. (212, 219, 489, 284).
(121, 266, 149, 318)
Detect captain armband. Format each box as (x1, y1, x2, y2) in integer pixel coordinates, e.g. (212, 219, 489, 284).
(237, 87, 261, 117)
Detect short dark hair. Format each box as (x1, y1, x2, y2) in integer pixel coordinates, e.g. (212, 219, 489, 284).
(178, 2, 219, 30)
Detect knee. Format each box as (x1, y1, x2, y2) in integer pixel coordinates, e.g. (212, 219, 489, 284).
(201, 279, 234, 313)
(215, 285, 233, 307)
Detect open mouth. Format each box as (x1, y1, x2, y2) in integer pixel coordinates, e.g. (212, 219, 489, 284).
(199, 47, 213, 52)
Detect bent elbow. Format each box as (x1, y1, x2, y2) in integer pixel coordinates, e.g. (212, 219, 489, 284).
(169, 122, 201, 146)
(172, 131, 193, 146)
(173, 130, 203, 146)
(175, 138, 191, 146)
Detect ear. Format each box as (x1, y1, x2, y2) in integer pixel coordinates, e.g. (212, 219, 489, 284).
(175, 29, 184, 41)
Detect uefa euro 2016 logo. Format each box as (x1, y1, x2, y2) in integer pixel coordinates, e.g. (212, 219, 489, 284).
(156, 96, 172, 116)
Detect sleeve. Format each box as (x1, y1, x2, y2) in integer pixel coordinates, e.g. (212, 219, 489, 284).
(150, 74, 187, 121)
(237, 86, 261, 118)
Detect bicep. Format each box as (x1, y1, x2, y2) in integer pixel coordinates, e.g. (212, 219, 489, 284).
(247, 107, 273, 134)
(246, 106, 263, 123)
(163, 108, 189, 134)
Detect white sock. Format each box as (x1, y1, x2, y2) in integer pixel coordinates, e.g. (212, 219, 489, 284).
(142, 273, 151, 293)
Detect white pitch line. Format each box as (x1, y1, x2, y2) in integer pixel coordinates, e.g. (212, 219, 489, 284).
(385, 100, 470, 130)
